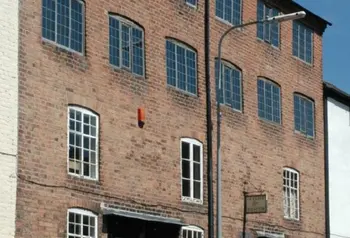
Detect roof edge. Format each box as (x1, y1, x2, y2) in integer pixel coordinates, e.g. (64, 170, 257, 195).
(324, 81, 350, 105)
(264, 0, 332, 35)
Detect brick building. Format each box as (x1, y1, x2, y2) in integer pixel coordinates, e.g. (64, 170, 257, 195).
(12, 0, 330, 237)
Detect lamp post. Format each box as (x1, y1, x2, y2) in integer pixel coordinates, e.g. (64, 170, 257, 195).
(216, 11, 306, 238)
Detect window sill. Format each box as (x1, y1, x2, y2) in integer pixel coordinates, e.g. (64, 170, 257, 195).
(182, 197, 203, 205)
(41, 37, 84, 56)
(185, 2, 197, 9)
(292, 55, 313, 67)
(166, 85, 198, 98)
(256, 38, 280, 51)
(110, 64, 145, 79)
(283, 216, 300, 222)
(218, 103, 242, 114)
(214, 16, 243, 31)
(68, 172, 99, 182)
(294, 130, 315, 140)
(258, 117, 281, 126)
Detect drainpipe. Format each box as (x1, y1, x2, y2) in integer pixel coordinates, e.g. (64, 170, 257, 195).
(204, 0, 214, 237)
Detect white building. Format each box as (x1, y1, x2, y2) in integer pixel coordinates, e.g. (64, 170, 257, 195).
(0, 0, 19, 237)
(324, 82, 350, 238)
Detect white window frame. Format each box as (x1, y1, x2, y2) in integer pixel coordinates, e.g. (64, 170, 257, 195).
(67, 208, 98, 238)
(108, 15, 145, 77)
(185, 0, 198, 8)
(67, 106, 99, 180)
(283, 168, 300, 220)
(180, 138, 203, 204)
(181, 226, 204, 238)
(42, 0, 85, 55)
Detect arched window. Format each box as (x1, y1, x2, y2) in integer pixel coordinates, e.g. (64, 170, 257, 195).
(215, 59, 242, 111)
(293, 93, 314, 138)
(109, 14, 145, 76)
(67, 208, 97, 238)
(181, 226, 204, 238)
(68, 106, 99, 180)
(283, 168, 299, 220)
(166, 39, 197, 95)
(181, 138, 203, 204)
(257, 78, 281, 124)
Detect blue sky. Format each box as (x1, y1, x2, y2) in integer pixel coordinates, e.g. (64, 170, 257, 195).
(295, 0, 350, 94)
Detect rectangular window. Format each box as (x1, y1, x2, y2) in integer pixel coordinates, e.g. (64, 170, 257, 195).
(215, 0, 242, 25)
(283, 169, 299, 220)
(166, 40, 197, 95)
(68, 209, 97, 238)
(294, 94, 314, 137)
(293, 21, 313, 63)
(257, 79, 281, 124)
(215, 60, 242, 111)
(182, 226, 204, 238)
(42, 0, 84, 53)
(257, 0, 279, 47)
(109, 16, 145, 76)
(186, 0, 197, 7)
(181, 139, 203, 204)
(68, 107, 98, 180)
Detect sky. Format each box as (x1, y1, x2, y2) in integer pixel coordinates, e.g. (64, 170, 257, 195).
(294, 0, 350, 94)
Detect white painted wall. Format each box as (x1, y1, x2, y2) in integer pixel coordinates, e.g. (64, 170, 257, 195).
(327, 98, 350, 238)
(0, 0, 18, 237)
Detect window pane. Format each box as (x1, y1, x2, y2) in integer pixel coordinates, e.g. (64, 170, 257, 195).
(132, 28, 144, 76)
(166, 41, 176, 87)
(182, 142, 190, 159)
(224, 0, 233, 23)
(232, 69, 241, 111)
(233, 0, 241, 25)
(224, 67, 232, 107)
(216, 0, 224, 19)
(42, 0, 56, 41)
(292, 21, 299, 57)
(70, 0, 83, 52)
(305, 28, 313, 63)
(193, 144, 200, 162)
(257, 79, 265, 119)
(182, 160, 190, 179)
(176, 46, 186, 91)
(57, 0, 70, 48)
(186, 50, 196, 94)
(215, 60, 224, 104)
(121, 24, 130, 68)
(194, 181, 201, 199)
(193, 163, 200, 180)
(84, 163, 90, 176)
(182, 179, 190, 197)
(257, 0, 264, 39)
(109, 17, 120, 67)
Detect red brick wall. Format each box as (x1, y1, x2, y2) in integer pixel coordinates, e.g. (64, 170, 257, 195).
(16, 0, 325, 237)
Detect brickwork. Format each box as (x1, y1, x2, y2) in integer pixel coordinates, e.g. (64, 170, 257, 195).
(16, 0, 326, 237)
(0, 0, 19, 237)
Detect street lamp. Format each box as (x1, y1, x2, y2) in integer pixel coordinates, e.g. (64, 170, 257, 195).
(216, 10, 306, 238)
